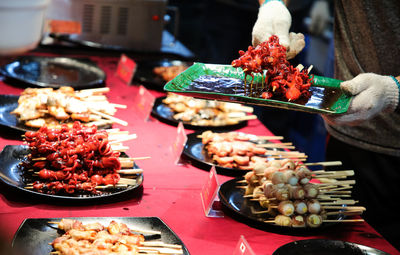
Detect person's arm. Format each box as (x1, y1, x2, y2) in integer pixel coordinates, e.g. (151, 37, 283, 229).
(252, 0, 304, 59)
(323, 73, 400, 126)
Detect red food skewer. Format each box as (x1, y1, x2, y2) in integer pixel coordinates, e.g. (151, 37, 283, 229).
(232, 35, 313, 102)
(22, 121, 126, 195)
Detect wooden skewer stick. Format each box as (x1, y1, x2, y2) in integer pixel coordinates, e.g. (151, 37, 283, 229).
(231, 115, 258, 121)
(137, 247, 183, 255)
(108, 131, 130, 136)
(307, 65, 314, 73)
(109, 134, 138, 144)
(304, 161, 342, 167)
(320, 190, 352, 194)
(325, 210, 364, 216)
(110, 145, 129, 152)
(264, 218, 364, 224)
(118, 177, 138, 185)
(256, 136, 284, 140)
(320, 200, 358, 205)
(323, 219, 364, 223)
(83, 119, 114, 127)
(314, 170, 355, 177)
(258, 142, 292, 147)
(140, 241, 182, 249)
(109, 103, 127, 109)
(323, 206, 366, 211)
(118, 169, 143, 175)
(89, 109, 128, 126)
(79, 87, 110, 94)
(296, 64, 304, 71)
(264, 150, 306, 156)
(317, 180, 356, 186)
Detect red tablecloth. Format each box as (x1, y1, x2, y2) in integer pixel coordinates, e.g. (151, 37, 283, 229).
(0, 54, 398, 255)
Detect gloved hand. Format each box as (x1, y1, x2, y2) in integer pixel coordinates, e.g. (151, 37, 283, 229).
(308, 0, 331, 35)
(252, 1, 305, 59)
(323, 73, 400, 126)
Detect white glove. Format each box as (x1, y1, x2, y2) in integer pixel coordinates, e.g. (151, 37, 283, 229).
(323, 73, 400, 126)
(308, 0, 331, 35)
(252, 1, 291, 47)
(252, 1, 305, 59)
(286, 32, 305, 60)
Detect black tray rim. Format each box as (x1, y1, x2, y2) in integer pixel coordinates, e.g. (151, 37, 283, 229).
(0, 145, 143, 202)
(272, 238, 390, 255)
(12, 216, 190, 255)
(218, 177, 346, 235)
(151, 96, 248, 130)
(0, 55, 106, 89)
(182, 131, 275, 177)
(0, 94, 112, 134)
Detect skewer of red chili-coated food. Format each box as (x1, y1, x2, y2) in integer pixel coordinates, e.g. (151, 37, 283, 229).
(22, 121, 141, 195)
(48, 219, 183, 255)
(231, 35, 313, 102)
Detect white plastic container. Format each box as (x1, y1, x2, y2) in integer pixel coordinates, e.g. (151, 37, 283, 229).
(0, 0, 50, 55)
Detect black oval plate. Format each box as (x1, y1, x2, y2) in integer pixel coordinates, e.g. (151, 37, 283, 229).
(151, 96, 247, 130)
(134, 59, 192, 89)
(0, 94, 28, 133)
(12, 217, 190, 255)
(182, 131, 279, 176)
(273, 239, 390, 255)
(0, 56, 106, 89)
(0, 94, 112, 134)
(0, 145, 143, 202)
(218, 178, 345, 235)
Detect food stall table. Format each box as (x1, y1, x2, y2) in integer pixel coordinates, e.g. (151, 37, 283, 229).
(0, 53, 398, 255)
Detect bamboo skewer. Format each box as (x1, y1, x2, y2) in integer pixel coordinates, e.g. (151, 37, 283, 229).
(304, 161, 342, 167)
(264, 218, 364, 224)
(109, 134, 138, 144)
(196, 134, 284, 141)
(89, 109, 128, 126)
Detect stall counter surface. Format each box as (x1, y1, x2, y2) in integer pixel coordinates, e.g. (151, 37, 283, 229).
(0, 53, 398, 255)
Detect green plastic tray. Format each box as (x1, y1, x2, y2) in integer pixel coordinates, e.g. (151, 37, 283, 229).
(163, 63, 351, 114)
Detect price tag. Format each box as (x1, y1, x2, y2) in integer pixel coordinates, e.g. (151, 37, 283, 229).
(200, 166, 224, 218)
(48, 20, 81, 34)
(233, 236, 256, 255)
(116, 54, 137, 84)
(134, 85, 155, 121)
(171, 122, 187, 165)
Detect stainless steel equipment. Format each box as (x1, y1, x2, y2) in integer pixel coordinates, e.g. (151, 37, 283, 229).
(48, 0, 168, 51)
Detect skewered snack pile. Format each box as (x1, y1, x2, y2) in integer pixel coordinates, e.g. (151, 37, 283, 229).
(23, 121, 140, 195)
(153, 65, 188, 82)
(50, 219, 183, 255)
(231, 35, 313, 102)
(239, 159, 364, 228)
(200, 130, 305, 170)
(162, 93, 256, 126)
(11, 86, 127, 128)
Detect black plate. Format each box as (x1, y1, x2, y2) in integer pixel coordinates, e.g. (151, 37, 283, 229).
(0, 94, 29, 133)
(218, 178, 345, 235)
(12, 217, 190, 255)
(151, 96, 247, 130)
(134, 59, 192, 89)
(0, 145, 143, 202)
(273, 239, 390, 255)
(182, 132, 276, 176)
(0, 56, 106, 89)
(0, 94, 112, 134)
